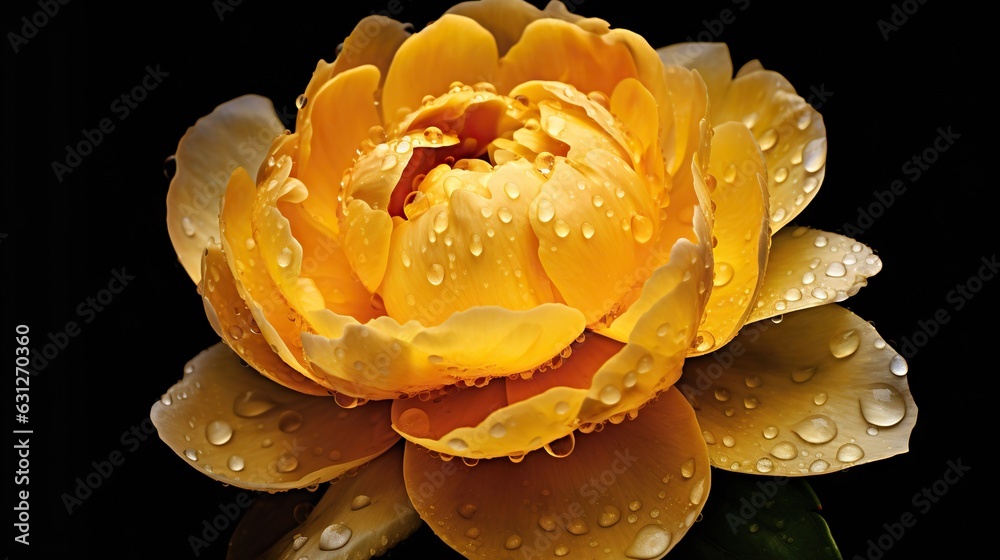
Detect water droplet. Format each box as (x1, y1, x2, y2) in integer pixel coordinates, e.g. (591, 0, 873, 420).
(694, 331, 715, 352)
(578, 222, 596, 239)
(836, 443, 865, 463)
(631, 215, 653, 243)
(380, 154, 398, 171)
(277, 247, 293, 268)
(792, 366, 817, 383)
(184, 448, 198, 461)
(276, 452, 298, 473)
(784, 288, 802, 302)
(889, 354, 908, 376)
(554, 219, 570, 238)
(803, 138, 827, 172)
(538, 515, 557, 532)
(802, 271, 816, 285)
(813, 235, 828, 248)
(830, 329, 861, 358)
(743, 396, 759, 410)
(792, 414, 838, 444)
(814, 392, 828, 406)
(505, 534, 523, 550)
(544, 432, 576, 458)
(554, 545, 570, 557)
(233, 391, 276, 417)
(227, 455, 245, 472)
(458, 503, 478, 519)
(723, 435, 736, 447)
(397, 408, 431, 438)
(278, 410, 304, 433)
(867, 426, 880, 436)
(745, 375, 762, 388)
(758, 128, 778, 151)
(465, 526, 481, 539)
(163, 155, 177, 179)
(809, 459, 830, 473)
(319, 523, 352, 550)
(628, 500, 642, 512)
(826, 262, 847, 278)
(206, 420, 233, 445)
(448, 438, 469, 452)
(599, 385, 622, 405)
(181, 216, 196, 237)
(859, 383, 907, 427)
(756, 458, 774, 473)
(537, 199, 555, 223)
(702, 430, 717, 444)
(433, 211, 449, 233)
(770, 441, 799, 460)
(680, 458, 695, 478)
(350, 495, 372, 510)
(625, 525, 672, 559)
(592, 195, 604, 208)
(568, 518, 590, 535)
(714, 388, 730, 402)
(596, 505, 622, 528)
(774, 167, 789, 183)
(497, 207, 513, 224)
(503, 181, 521, 200)
(763, 426, 779, 440)
(292, 535, 308, 550)
(427, 264, 445, 286)
(714, 262, 734, 287)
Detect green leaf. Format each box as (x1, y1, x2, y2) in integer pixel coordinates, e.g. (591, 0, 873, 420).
(671, 470, 842, 559)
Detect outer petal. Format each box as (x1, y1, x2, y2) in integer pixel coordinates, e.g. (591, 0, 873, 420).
(713, 70, 827, 231)
(403, 388, 710, 560)
(657, 43, 733, 106)
(200, 242, 328, 395)
(747, 226, 883, 322)
(693, 122, 770, 355)
(677, 304, 916, 475)
(166, 95, 284, 283)
(446, 0, 583, 56)
(150, 343, 399, 491)
(248, 445, 423, 560)
(382, 14, 501, 124)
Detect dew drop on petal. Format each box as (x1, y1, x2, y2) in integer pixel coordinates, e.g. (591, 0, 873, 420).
(791, 414, 838, 444)
(599, 385, 622, 405)
(227, 455, 245, 472)
(825, 262, 847, 278)
(769, 441, 799, 460)
(803, 138, 827, 172)
(537, 199, 555, 223)
(181, 216, 196, 237)
(889, 354, 908, 376)
(859, 383, 907, 427)
(631, 215, 653, 243)
(277, 247, 292, 268)
(427, 264, 445, 286)
(319, 523, 352, 550)
(278, 410, 304, 433)
(836, 443, 865, 463)
(830, 329, 860, 358)
(276, 452, 298, 473)
(714, 262, 734, 287)
(756, 458, 774, 473)
(554, 219, 570, 238)
(206, 420, 233, 445)
(233, 391, 276, 417)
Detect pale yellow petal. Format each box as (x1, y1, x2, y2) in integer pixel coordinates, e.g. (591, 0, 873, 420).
(200, 242, 328, 395)
(150, 343, 399, 491)
(341, 198, 393, 293)
(713, 70, 827, 231)
(167, 95, 284, 283)
(403, 387, 710, 559)
(693, 121, 770, 355)
(748, 226, 883, 322)
(678, 304, 916, 475)
(383, 14, 500, 124)
(253, 445, 422, 560)
(657, 42, 733, 105)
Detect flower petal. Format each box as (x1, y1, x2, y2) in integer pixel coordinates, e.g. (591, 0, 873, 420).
(297, 65, 383, 233)
(166, 95, 284, 283)
(383, 14, 500, 124)
(657, 43, 733, 105)
(403, 387, 710, 560)
(747, 226, 883, 322)
(693, 121, 770, 355)
(498, 18, 638, 96)
(713, 70, 827, 232)
(446, 0, 583, 56)
(248, 444, 423, 559)
(150, 343, 399, 491)
(200, 242, 328, 395)
(677, 304, 916, 475)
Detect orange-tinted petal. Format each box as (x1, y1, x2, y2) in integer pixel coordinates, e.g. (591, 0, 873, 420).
(657, 42, 733, 105)
(747, 226, 883, 322)
(150, 343, 399, 491)
(403, 387, 710, 559)
(383, 14, 500, 124)
(249, 445, 422, 559)
(167, 95, 284, 283)
(678, 305, 916, 475)
(693, 122, 770, 355)
(200, 242, 327, 395)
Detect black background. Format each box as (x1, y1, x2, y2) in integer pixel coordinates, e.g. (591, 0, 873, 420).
(4, 0, 987, 558)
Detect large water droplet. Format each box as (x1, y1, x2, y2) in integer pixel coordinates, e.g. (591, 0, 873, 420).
(233, 391, 276, 417)
(803, 138, 827, 172)
(758, 128, 778, 151)
(184, 448, 198, 461)
(825, 262, 847, 278)
(581, 222, 595, 239)
(599, 385, 622, 405)
(505, 534, 523, 550)
(763, 426, 779, 439)
(427, 264, 445, 286)
(859, 383, 907, 427)
(537, 199, 555, 223)
(836, 443, 864, 463)
(756, 458, 774, 473)
(433, 211, 449, 233)
(769, 441, 799, 460)
(568, 518, 590, 535)
(714, 262, 734, 287)
(227, 455, 245, 472)
(680, 458, 695, 478)
(554, 219, 570, 238)
(278, 410, 304, 433)
(889, 354, 908, 376)
(319, 523, 352, 550)
(504, 181, 521, 200)
(599, 505, 622, 527)
(830, 329, 860, 358)
(631, 215, 653, 243)
(625, 525, 672, 559)
(206, 420, 233, 445)
(277, 247, 293, 268)
(791, 414, 838, 444)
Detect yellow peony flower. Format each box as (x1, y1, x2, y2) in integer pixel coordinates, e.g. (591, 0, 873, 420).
(153, 1, 917, 558)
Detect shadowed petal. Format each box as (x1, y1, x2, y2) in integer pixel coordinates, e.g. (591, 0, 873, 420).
(677, 304, 916, 475)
